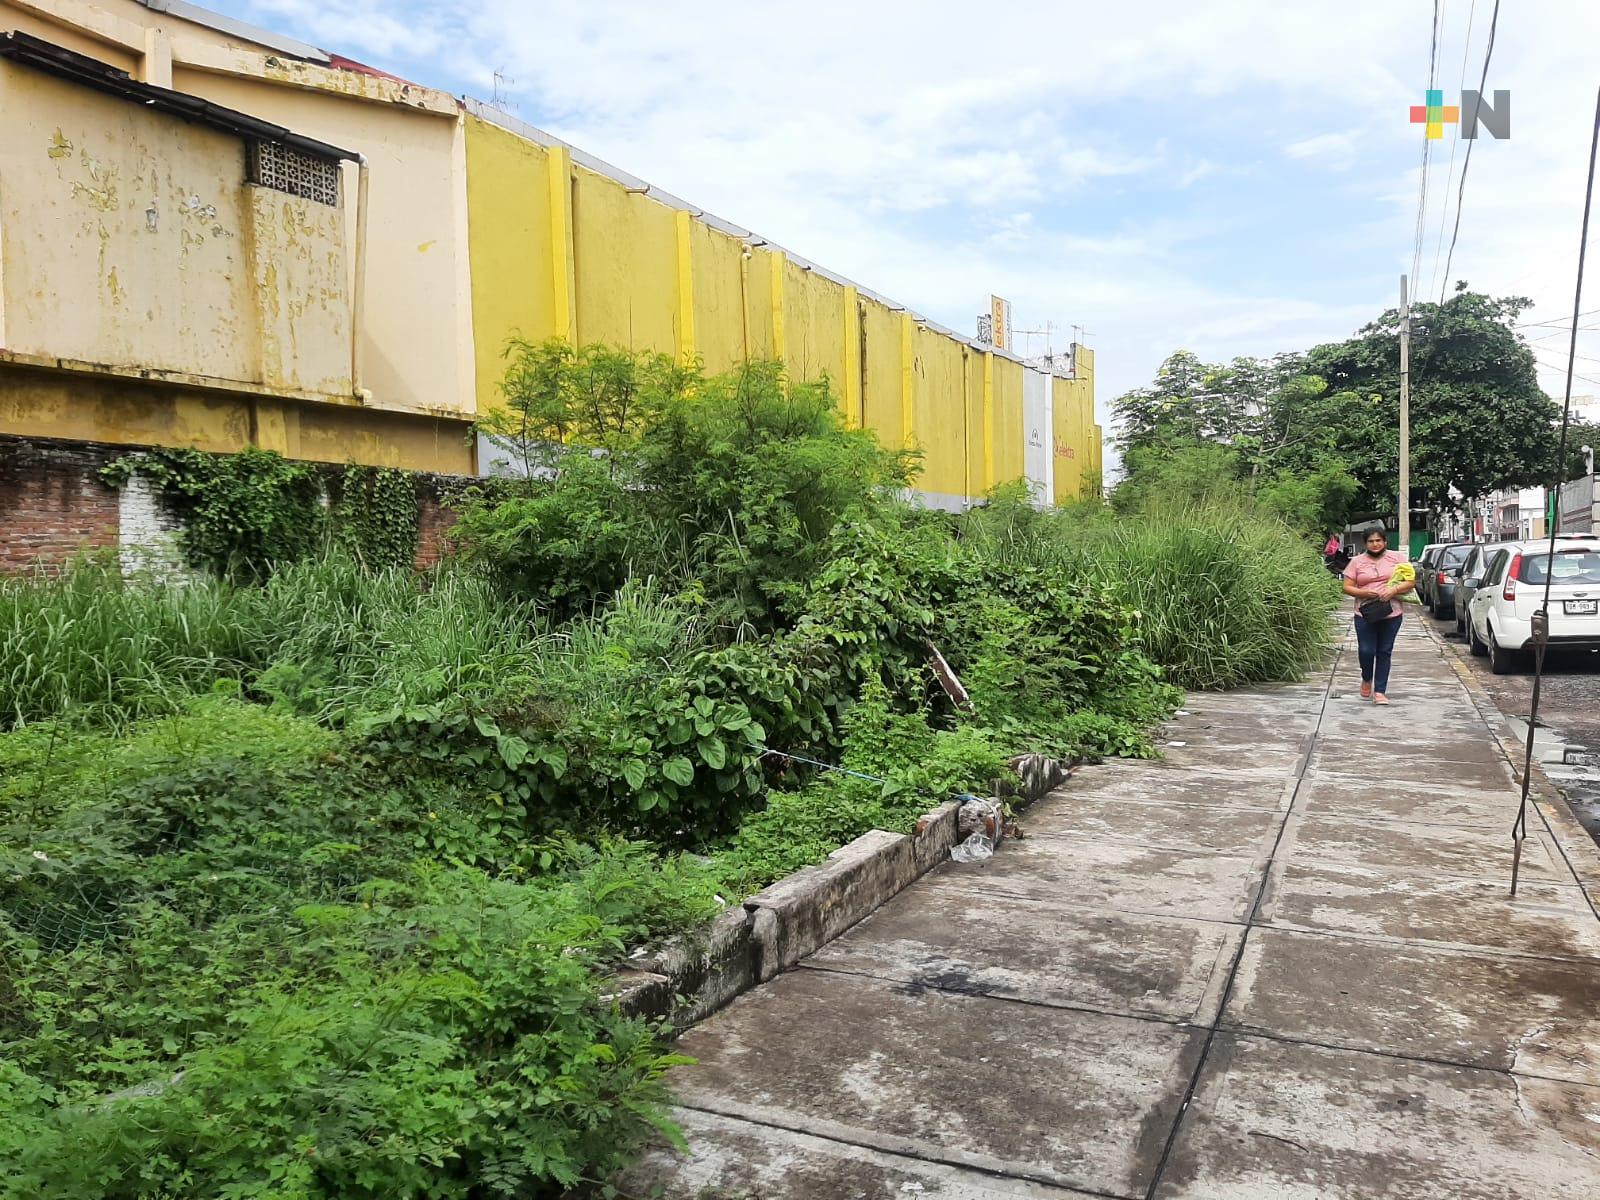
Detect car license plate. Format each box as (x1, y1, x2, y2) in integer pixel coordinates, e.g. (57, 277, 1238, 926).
(1565, 599, 1599, 615)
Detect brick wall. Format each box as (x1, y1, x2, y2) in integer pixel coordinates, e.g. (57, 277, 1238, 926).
(413, 474, 462, 569)
(1, 435, 467, 574)
(0, 436, 122, 572)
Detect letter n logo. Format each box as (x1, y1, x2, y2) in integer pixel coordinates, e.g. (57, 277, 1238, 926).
(1460, 89, 1511, 140)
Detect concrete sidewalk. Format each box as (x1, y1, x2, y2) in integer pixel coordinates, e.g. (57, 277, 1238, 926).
(627, 618, 1600, 1198)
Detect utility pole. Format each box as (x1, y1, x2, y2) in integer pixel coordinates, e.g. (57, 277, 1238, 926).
(1399, 274, 1411, 558)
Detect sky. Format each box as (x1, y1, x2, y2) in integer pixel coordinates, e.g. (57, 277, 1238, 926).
(213, 0, 1600, 476)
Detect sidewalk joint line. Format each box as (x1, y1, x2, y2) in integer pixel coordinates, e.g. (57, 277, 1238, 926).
(1142, 642, 1343, 1200)
(1216, 1023, 1600, 1090)
(669, 1099, 1136, 1199)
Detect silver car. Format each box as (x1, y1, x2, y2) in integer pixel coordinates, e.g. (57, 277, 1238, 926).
(1453, 542, 1513, 639)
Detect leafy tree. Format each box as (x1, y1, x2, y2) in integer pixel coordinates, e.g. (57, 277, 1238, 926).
(477, 338, 696, 477)
(1306, 289, 1570, 512)
(1115, 290, 1585, 529)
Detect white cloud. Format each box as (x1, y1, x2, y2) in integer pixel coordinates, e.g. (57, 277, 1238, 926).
(1285, 131, 1359, 165)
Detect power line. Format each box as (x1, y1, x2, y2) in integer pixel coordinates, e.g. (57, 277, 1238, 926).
(1410, 0, 1444, 287)
(1428, 0, 1477, 300)
(1515, 306, 1600, 329)
(1438, 0, 1502, 303)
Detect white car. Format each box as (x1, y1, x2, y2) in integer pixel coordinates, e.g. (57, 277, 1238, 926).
(1463, 536, 1600, 673)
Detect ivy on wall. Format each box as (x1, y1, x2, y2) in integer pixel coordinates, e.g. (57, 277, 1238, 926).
(101, 447, 421, 579)
(329, 464, 421, 572)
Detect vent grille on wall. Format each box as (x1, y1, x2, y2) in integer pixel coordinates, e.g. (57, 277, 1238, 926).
(249, 140, 341, 206)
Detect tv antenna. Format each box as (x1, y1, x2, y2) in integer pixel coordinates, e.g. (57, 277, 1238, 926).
(491, 69, 518, 114)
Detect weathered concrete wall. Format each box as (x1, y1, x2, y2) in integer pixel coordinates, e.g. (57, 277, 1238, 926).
(0, 362, 473, 474)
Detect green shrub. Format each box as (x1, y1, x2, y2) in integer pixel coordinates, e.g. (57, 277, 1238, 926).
(1, 869, 690, 1200)
(453, 455, 645, 619)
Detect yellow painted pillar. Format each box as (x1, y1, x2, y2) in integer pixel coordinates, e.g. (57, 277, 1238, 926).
(548, 145, 577, 344)
(981, 351, 995, 492)
(769, 251, 787, 363)
(674, 210, 696, 366)
(899, 313, 915, 449)
(961, 346, 972, 502)
(842, 285, 861, 427)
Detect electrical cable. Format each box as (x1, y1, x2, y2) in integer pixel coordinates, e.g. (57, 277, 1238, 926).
(1510, 84, 1600, 898)
(1410, 0, 1444, 288)
(1439, 0, 1502, 303)
(1428, 0, 1477, 300)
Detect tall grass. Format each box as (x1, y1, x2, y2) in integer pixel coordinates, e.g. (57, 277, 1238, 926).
(0, 563, 262, 729)
(1065, 509, 1338, 689)
(963, 496, 1338, 691)
(0, 556, 711, 732)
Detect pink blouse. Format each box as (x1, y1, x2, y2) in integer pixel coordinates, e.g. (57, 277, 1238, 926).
(1343, 550, 1405, 618)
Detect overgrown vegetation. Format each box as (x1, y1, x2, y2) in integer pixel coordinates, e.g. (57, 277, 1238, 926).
(101, 448, 421, 579)
(3, 339, 1335, 1197)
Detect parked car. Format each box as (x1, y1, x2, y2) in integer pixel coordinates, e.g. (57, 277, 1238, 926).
(1414, 545, 1445, 606)
(1453, 542, 1511, 639)
(1463, 536, 1600, 672)
(1420, 543, 1472, 618)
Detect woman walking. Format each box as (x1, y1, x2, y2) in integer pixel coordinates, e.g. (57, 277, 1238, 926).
(1342, 528, 1412, 704)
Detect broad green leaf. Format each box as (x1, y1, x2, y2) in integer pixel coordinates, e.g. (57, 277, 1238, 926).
(698, 737, 727, 770)
(496, 734, 529, 769)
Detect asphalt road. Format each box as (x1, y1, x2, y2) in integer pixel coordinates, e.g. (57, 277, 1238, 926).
(1414, 603, 1600, 843)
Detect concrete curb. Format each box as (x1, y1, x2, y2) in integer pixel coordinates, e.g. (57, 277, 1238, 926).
(1424, 620, 1600, 906)
(613, 798, 964, 1031)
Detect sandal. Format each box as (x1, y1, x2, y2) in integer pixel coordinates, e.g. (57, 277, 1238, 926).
(1360, 682, 1373, 699)
(1373, 693, 1390, 705)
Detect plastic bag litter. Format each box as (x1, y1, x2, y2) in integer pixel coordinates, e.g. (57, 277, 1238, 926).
(950, 831, 994, 863)
(950, 796, 1003, 863)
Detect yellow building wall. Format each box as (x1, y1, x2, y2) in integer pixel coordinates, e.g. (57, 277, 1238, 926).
(992, 357, 1026, 487)
(0, 6, 141, 74)
(691, 222, 751, 373)
(570, 168, 678, 352)
(464, 117, 555, 408)
(1051, 377, 1083, 504)
(965, 350, 986, 501)
(782, 260, 847, 390)
(0, 0, 476, 477)
(911, 327, 966, 498)
(460, 108, 1100, 504)
(857, 297, 902, 449)
(1, 56, 351, 395)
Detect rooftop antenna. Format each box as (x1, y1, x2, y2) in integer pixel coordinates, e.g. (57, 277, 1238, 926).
(491, 69, 517, 114)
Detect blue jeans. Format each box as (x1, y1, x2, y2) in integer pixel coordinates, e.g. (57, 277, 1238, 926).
(1354, 613, 1402, 693)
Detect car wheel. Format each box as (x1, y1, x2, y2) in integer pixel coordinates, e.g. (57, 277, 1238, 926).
(1468, 617, 1487, 657)
(1488, 626, 1520, 674)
